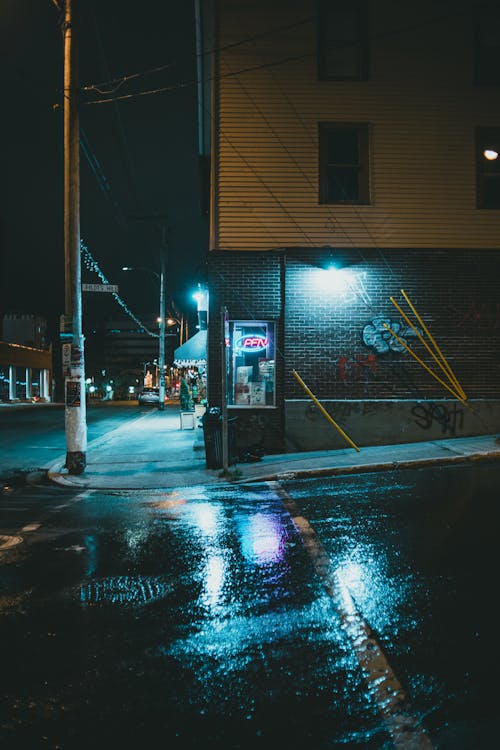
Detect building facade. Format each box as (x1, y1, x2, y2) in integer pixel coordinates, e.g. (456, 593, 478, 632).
(198, 0, 500, 453)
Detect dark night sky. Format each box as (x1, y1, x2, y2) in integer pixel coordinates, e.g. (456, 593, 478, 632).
(0, 0, 207, 333)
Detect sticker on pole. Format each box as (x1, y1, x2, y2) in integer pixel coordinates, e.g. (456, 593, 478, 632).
(66, 380, 81, 407)
(62, 343, 71, 377)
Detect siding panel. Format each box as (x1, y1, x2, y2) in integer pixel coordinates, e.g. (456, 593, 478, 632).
(212, 0, 500, 251)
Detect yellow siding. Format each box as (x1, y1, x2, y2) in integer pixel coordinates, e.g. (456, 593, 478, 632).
(212, 0, 500, 251)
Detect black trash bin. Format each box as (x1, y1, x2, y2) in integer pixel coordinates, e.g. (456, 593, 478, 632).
(202, 409, 238, 469)
(227, 416, 238, 465)
(202, 408, 222, 469)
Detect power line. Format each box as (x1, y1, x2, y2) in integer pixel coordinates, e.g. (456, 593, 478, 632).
(79, 3, 477, 107)
(79, 127, 128, 229)
(86, 0, 144, 210)
(80, 17, 313, 94)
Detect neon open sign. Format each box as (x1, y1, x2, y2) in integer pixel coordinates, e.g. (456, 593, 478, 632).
(235, 335, 268, 353)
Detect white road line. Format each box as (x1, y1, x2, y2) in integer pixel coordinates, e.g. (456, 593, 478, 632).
(268, 481, 434, 750)
(54, 491, 91, 510)
(18, 492, 91, 537)
(21, 522, 41, 532)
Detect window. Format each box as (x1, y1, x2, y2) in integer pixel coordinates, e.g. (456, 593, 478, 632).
(476, 127, 500, 209)
(318, 0, 369, 80)
(227, 321, 275, 407)
(475, 5, 500, 86)
(319, 123, 370, 204)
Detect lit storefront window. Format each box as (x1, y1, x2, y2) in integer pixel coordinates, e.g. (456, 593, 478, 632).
(228, 321, 275, 407)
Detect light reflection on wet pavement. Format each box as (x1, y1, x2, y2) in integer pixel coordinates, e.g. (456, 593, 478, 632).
(0, 462, 498, 748)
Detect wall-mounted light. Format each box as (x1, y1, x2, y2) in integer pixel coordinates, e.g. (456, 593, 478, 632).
(483, 148, 499, 161)
(315, 265, 354, 294)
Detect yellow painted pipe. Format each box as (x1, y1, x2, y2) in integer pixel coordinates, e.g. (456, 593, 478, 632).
(389, 296, 467, 401)
(382, 323, 468, 406)
(292, 369, 360, 452)
(400, 289, 467, 399)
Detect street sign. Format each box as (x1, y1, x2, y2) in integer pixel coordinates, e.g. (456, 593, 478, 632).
(82, 284, 118, 293)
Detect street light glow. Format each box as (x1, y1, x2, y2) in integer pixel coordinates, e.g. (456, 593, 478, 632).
(316, 266, 354, 294)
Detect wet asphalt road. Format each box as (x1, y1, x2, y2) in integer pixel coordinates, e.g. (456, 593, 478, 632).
(0, 403, 144, 479)
(0, 461, 498, 749)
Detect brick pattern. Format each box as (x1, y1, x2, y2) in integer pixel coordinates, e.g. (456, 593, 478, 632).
(207, 248, 500, 448)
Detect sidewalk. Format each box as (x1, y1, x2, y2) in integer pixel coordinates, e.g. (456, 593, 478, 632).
(47, 404, 500, 490)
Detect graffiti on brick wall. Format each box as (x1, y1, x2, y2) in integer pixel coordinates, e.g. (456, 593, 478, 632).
(411, 401, 464, 435)
(338, 353, 378, 382)
(362, 317, 422, 354)
(449, 302, 500, 329)
(306, 400, 377, 420)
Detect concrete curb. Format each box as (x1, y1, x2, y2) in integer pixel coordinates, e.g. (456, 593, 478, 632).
(235, 448, 500, 484)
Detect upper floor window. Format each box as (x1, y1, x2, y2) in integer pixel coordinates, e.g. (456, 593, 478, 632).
(475, 5, 500, 85)
(317, 0, 369, 80)
(319, 123, 370, 204)
(476, 127, 500, 209)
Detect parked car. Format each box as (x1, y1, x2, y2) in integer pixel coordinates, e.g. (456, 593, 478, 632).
(138, 387, 160, 405)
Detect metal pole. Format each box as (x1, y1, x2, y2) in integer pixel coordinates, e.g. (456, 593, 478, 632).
(158, 234, 166, 411)
(63, 0, 87, 474)
(221, 306, 229, 473)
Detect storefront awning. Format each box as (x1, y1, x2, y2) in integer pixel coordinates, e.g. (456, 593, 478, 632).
(173, 329, 207, 367)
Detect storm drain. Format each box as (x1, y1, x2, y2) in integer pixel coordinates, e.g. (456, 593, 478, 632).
(0, 535, 23, 551)
(77, 576, 171, 606)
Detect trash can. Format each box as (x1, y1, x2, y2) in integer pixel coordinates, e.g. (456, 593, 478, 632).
(227, 417, 238, 465)
(202, 408, 222, 469)
(202, 408, 238, 469)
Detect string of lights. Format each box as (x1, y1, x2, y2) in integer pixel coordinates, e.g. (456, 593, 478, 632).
(80, 240, 159, 338)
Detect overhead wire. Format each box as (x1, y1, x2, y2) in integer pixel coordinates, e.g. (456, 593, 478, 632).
(87, 0, 142, 214)
(79, 3, 478, 107)
(80, 17, 314, 96)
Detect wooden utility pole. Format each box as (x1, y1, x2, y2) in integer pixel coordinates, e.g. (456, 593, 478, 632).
(62, 0, 87, 473)
(127, 214, 169, 411)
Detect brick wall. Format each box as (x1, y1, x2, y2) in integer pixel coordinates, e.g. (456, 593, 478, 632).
(284, 249, 500, 401)
(207, 248, 500, 451)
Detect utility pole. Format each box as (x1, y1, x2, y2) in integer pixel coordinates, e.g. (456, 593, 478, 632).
(61, 0, 87, 474)
(127, 214, 169, 412)
(158, 227, 167, 411)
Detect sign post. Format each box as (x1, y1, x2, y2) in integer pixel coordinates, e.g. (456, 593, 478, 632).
(221, 307, 229, 473)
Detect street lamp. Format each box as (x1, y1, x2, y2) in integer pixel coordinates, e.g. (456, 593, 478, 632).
(122, 263, 166, 411)
(165, 315, 185, 344)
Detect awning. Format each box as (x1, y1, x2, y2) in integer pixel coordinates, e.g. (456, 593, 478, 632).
(173, 329, 207, 367)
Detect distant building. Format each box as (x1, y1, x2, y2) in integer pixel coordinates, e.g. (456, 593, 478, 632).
(85, 316, 181, 398)
(197, 0, 500, 453)
(2, 313, 48, 349)
(0, 314, 52, 401)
